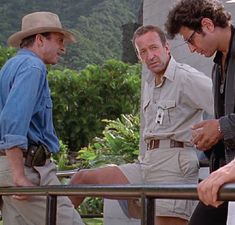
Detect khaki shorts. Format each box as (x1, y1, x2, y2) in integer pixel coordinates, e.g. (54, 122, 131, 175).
(119, 147, 199, 220)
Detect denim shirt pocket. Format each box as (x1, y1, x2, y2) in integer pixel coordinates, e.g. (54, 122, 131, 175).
(40, 94, 53, 109)
(39, 94, 53, 128)
(45, 96, 53, 108)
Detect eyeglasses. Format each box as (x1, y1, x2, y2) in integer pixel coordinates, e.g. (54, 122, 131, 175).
(184, 31, 196, 45)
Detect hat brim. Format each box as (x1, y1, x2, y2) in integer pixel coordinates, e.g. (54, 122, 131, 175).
(7, 27, 77, 48)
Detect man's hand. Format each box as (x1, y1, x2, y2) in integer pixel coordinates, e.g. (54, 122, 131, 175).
(198, 159, 235, 207)
(6, 147, 35, 200)
(11, 176, 35, 200)
(191, 119, 223, 150)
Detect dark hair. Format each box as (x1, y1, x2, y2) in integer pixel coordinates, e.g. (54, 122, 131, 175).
(20, 32, 51, 48)
(132, 25, 167, 46)
(165, 0, 231, 39)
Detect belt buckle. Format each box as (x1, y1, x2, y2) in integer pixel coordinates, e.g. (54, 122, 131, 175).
(150, 140, 154, 149)
(147, 139, 159, 150)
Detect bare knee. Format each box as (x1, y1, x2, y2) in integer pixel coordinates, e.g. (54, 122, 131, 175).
(69, 165, 129, 185)
(69, 166, 130, 207)
(70, 169, 95, 185)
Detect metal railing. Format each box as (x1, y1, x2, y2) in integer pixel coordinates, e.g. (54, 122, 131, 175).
(0, 183, 235, 225)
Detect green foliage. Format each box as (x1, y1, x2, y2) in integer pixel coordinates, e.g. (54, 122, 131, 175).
(52, 114, 140, 217)
(79, 197, 104, 216)
(78, 114, 140, 169)
(48, 60, 141, 151)
(65, 0, 142, 70)
(0, 46, 16, 68)
(76, 114, 140, 217)
(0, 0, 143, 70)
(51, 140, 70, 171)
(83, 218, 103, 225)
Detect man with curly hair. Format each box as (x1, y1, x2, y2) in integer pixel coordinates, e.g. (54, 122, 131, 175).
(165, 0, 235, 225)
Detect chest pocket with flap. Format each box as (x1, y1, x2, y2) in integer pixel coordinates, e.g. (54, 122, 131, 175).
(156, 100, 176, 126)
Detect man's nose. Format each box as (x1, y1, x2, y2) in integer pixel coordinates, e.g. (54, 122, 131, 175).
(61, 45, 66, 54)
(147, 50, 155, 60)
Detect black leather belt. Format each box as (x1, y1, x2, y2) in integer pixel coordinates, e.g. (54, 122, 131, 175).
(147, 139, 184, 150)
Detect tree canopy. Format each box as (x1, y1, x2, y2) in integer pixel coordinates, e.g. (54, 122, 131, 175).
(0, 0, 142, 70)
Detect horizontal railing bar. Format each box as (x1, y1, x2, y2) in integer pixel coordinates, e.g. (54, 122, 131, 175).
(80, 214, 103, 218)
(56, 169, 78, 177)
(0, 183, 235, 201)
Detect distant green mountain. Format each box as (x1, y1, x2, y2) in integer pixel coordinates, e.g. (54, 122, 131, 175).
(0, 0, 142, 70)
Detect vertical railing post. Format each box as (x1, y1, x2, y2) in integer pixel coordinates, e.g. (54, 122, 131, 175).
(141, 194, 147, 225)
(46, 195, 57, 225)
(146, 197, 155, 225)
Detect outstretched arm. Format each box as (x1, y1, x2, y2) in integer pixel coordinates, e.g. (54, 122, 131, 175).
(197, 159, 235, 207)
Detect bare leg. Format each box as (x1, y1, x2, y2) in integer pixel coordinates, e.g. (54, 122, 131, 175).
(126, 200, 189, 225)
(69, 165, 129, 207)
(155, 216, 188, 225)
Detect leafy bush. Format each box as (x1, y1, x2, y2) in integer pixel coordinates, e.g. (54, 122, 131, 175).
(74, 114, 140, 217)
(79, 197, 104, 218)
(51, 140, 70, 171)
(77, 114, 140, 169)
(52, 114, 140, 216)
(0, 46, 16, 68)
(49, 60, 141, 152)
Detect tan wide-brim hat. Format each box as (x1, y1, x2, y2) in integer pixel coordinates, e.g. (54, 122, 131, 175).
(8, 11, 77, 48)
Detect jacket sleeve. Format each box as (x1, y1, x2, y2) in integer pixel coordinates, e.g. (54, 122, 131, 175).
(182, 70, 214, 116)
(220, 114, 235, 148)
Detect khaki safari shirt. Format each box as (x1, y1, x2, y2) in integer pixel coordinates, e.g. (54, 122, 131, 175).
(143, 57, 214, 146)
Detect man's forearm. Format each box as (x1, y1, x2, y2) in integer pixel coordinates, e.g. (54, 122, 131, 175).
(5, 147, 34, 200)
(5, 147, 26, 185)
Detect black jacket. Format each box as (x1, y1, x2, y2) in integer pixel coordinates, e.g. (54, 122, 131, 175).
(209, 25, 235, 171)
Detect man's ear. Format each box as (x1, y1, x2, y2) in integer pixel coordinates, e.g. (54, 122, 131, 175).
(35, 34, 44, 47)
(135, 49, 143, 62)
(201, 18, 215, 32)
(137, 54, 142, 62)
(164, 41, 170, 54)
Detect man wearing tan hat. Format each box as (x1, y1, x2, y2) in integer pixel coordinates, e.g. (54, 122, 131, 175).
(0, 12, 84, 225)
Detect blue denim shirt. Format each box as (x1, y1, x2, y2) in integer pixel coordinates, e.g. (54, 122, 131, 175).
(0, 49, 60, 153)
